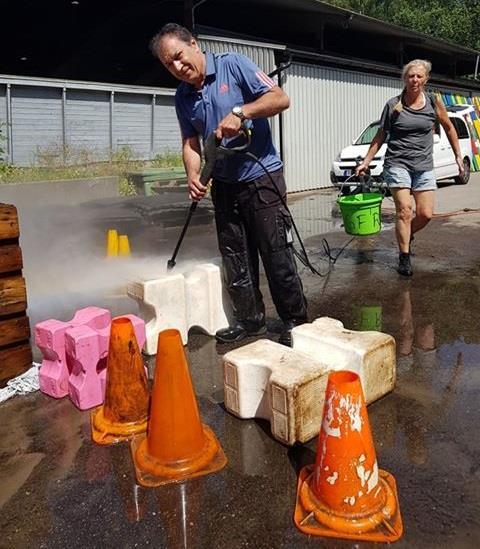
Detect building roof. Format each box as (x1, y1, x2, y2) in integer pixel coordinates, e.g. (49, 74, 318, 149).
(201, 0, 478, 81)
(1, 0, 478, 87)
(256, 0, 479, 57)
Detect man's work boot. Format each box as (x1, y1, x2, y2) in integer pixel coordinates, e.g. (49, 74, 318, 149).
(278, 319, 308, 347)
(215, 322, 266, 344)
(398, 252, 413, 277)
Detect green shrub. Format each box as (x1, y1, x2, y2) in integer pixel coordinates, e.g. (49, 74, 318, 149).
(0, 141, 183, 185)
(118, 176, 137, 196)
(0, 123, 5, 161)
(151, 150, 182, 168)
(0, 123, 15, 181)
(111, 145, 137, 164)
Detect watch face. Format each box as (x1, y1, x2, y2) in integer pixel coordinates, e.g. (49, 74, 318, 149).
(233, 106, 244, 118)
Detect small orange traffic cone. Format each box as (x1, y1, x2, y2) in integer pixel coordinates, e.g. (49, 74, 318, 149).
(91, 317, 149, 445)
(294, 370, 403, 542)
(130, 329, 227, 486)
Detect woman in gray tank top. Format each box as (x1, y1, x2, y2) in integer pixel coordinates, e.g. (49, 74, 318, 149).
(356, 59, 464, 276)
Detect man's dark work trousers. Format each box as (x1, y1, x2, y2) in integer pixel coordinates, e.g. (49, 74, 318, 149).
(211, 169, 308, 328)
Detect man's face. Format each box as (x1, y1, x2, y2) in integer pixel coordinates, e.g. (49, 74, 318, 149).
(156, 35, 205, 86)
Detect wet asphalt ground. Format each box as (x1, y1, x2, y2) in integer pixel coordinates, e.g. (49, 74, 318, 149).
(1, 175, 479, 548)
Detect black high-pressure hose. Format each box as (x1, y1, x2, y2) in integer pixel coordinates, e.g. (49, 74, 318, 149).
(243, 152, 355, 277)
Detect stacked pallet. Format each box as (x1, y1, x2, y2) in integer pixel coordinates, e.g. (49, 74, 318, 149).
(0, 203, 32, 386)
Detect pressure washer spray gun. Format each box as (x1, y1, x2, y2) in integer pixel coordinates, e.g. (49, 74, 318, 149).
(166, 126, 252, 270)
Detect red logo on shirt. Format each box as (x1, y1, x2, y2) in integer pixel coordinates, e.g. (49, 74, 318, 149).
(219, 83, 229, 94)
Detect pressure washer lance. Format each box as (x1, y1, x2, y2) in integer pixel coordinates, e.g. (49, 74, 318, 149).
(166, 128, 252, 270)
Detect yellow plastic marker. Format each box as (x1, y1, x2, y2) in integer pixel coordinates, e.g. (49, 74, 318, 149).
(118, 235, 131, 256)
(106, 229, 119, 257)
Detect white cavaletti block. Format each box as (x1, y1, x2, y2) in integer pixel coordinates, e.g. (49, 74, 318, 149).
(186, 263, 230, 336)
(223, 339, 331, 445)
(292, 317, 396, 404)
(127, 263, 230, 354)
(223, 318, 396, 445)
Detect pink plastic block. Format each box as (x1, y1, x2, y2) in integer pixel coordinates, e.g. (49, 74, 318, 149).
(67, 315, 146, 410)
(35, 307, 111, 398)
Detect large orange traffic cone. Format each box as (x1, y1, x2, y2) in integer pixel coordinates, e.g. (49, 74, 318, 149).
(130, 329, 227, 486)
(91, 317, 149, 445)
(294, 370, 403, 542)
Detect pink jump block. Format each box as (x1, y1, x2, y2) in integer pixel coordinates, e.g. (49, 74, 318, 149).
(67, 314, 146, 410)
(36, 307, 111, 399)
(35, 308, 146, 410)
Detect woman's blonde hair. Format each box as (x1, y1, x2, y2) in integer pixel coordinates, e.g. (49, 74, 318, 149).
(401, 59, 432, 82)
(393, 59, 432, 114)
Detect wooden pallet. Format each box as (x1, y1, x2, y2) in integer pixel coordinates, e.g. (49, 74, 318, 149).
(0, 203, 32, 387)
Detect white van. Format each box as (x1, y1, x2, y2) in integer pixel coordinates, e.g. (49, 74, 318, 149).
(330, 106, 473, 192)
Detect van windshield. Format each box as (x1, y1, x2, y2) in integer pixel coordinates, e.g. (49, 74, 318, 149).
(355, 122, 380, 145)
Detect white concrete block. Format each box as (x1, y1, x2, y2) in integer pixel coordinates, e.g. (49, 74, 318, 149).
(292, 317, 396, 404)
(223, 339, 331, 445)
(127, 263, 230, 354)
(223, 318, 396, 446)
(186, 263, 230, 335)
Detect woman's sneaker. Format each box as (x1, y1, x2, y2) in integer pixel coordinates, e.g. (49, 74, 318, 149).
(398, 253, 413, 277)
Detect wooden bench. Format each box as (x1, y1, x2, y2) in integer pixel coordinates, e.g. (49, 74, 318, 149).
(127, 168, 187, 196)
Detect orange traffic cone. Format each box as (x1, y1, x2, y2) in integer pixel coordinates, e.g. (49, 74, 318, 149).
(294, 370, 403, 542)
(91, 317, 149, 445)
(130, 329, 227, 486)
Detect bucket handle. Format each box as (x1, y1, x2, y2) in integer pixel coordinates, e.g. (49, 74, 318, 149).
(338, 173, 385, 198)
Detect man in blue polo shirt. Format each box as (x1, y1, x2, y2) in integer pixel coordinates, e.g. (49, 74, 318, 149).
(150, 23, 307, 346)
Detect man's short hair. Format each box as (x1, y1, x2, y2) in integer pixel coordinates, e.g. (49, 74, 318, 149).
(150, 23, 194, 56)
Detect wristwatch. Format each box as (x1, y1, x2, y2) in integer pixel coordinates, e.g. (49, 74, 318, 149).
(232, 105, 246, 121)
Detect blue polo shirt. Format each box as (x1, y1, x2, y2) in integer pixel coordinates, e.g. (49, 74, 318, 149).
(175, 52, 283, 182)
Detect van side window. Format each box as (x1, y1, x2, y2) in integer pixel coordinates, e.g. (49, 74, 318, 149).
(450, 117, 469, 139)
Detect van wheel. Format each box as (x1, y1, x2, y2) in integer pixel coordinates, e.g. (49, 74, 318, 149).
(454, 158, 470, 185)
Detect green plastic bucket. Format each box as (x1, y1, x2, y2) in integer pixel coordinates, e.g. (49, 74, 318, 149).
(337, 192, 383, 236)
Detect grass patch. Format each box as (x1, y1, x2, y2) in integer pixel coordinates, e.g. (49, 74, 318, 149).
(118, 176, 138, 197)
(151, 150, 183, 168)
(0, 144, 183, 196)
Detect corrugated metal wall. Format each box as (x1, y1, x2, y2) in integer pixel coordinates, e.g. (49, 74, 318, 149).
(66, 90, 110, 157)
(114, 93, 152, 158)
(0, 86, 7, 159)
(12, 86, 63, 165)
(199, 36, 278, 74)
(283, 63, 402, 191)
(154, 95, 182, 154)
(198, 35, 283, 151)
(0, 76, 180, 166)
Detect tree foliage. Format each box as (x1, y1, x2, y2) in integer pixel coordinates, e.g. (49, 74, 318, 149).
(327, 0, 480, 50)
